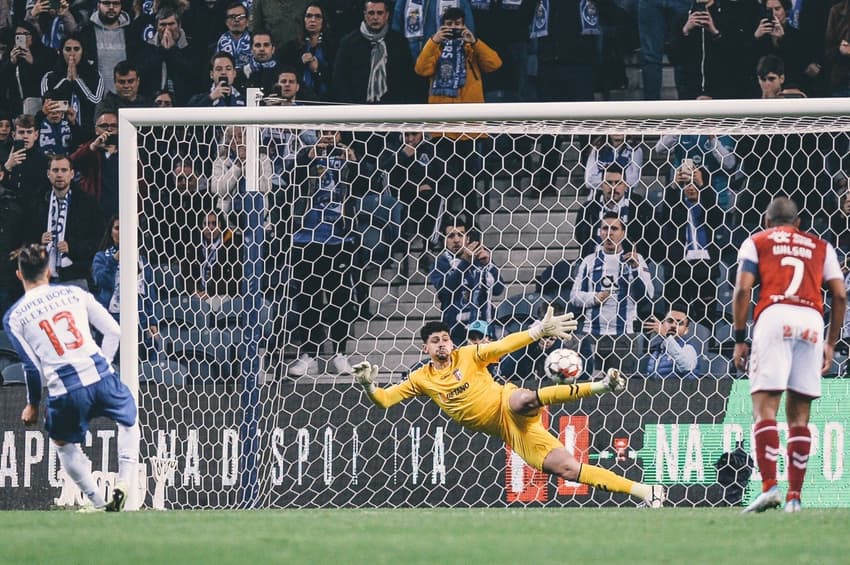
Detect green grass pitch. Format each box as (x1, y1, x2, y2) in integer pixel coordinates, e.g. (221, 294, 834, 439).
(1, 507, 847, 564)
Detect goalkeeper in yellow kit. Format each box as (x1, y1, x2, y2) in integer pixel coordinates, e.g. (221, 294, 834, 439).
(354, 307, 665, 507)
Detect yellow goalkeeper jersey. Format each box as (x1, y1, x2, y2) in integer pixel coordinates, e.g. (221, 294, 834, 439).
(367, 331, 535, 436)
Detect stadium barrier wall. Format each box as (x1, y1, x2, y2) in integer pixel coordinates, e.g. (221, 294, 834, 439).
(1, 378, 847, 509)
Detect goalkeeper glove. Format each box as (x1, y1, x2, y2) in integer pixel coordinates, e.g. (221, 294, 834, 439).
(528, 305, 578, 341)
(353, 361, 379, 394)
(590, 368, 627, 395)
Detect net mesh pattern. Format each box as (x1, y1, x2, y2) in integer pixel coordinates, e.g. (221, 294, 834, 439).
(132, 117, 850, 509)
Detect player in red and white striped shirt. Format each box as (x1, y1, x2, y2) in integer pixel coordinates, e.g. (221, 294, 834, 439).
(733, 197, 846, 513)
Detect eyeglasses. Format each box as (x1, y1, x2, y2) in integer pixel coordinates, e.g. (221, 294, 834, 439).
(226, 13, 247, 21)
(305, 13, 323, 19)
(96, 122, 118, 130)
(154, 99, 172, 106)
(99, 0, 122, 5)
(16, 31, 32, 36)
(63, 46, 82, 52)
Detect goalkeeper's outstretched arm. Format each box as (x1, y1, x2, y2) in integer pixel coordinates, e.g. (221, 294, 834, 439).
(353, 362, 418, 408)
(474, 306, 579, 365)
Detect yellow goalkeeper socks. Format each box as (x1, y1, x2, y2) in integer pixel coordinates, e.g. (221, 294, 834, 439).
(578, 463, 641, 497)
(537, 383, 599, 405)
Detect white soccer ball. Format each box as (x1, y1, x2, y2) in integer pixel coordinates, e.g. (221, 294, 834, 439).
(544, 348, 583, 384)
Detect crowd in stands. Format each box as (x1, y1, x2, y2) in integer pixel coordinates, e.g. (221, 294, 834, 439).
(2, 0, 850, 383)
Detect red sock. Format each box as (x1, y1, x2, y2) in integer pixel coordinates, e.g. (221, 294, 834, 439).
(786, 425, 811, 501)
(753, 419, 779, 492)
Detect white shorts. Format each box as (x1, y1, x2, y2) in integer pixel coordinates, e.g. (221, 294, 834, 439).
(749, 304, 824, 398)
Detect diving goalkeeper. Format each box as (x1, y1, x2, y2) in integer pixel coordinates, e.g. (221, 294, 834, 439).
(354, 307, 665, 507)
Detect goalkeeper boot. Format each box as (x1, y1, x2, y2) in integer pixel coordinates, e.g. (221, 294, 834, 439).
(105, 482, 127, 512)
(742, 485, 782, 514)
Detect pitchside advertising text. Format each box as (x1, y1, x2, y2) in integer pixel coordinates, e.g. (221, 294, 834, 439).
(1, 380, 847, 509)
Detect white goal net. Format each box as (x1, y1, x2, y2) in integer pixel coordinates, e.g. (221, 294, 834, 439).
(119, 99, 850, 509)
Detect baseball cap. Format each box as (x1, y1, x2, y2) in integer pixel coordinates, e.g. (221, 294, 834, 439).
(468, 320, 489, 338)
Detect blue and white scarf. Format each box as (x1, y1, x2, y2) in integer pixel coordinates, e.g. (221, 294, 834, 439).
(529, 0, 549, 38)
(580, 0, 600, 36)
(300, 40, 327, 96)
(43, 16, 65, 50)
(685, 201, 710, 261)
(216, 31, 252, 70)
(249, 58, 277, 73)
(471, 0, 522, 10)
(38, 119, 73, 155)
(404, 0, 424, 39)
(431, 38, 466, 97)
(201, 236, 222, 288)
(47, 190, 72, 276)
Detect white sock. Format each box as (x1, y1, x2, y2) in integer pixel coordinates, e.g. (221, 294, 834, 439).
(117, 423, 140, 486)
(56, 443, 106, 508)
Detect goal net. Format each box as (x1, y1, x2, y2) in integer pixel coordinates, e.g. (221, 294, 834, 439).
(119, 99, 850, 509)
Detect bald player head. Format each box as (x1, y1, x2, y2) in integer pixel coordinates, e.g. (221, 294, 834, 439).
(765, 197, 800, 228)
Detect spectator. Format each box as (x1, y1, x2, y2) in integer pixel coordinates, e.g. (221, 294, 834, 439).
(0, 167, 25, 314)
(279, 2, 336, 100)
(209, 124, 272, 220)
(0, 22, 57, 116)
(333, 0, 418, 104)
(236, 30, 280, 93)
(188, 51, 246, 107)
(1, 114, 48, 208)
(466, 318, 491, 345)
(141, 160, 214, 267)
(95, 60, 149, 118)
(583, 134, 644, 190)
(756, 54, 785, 98)
(285, 130, 360, 377)
(0, 113, 12, 158)
(653, 131, 738, 211)
(250, 0, 310, 50)
(573, 163, 657, 259)
(753, 0, 805, 89)
(379, 130, 445, 250)
(470, 0, 536, 102)
(137, 5, 198, 104)
(325, 0, 363, 39)
(213, 1, 252, 72)
(638, 0, 691, 100)
(182, 210, 242, 306)
(391, 0, 475, 60)
(825, 0, 850, 97)
(414, 7, 501, 104)
(570, 213, 654, 376)
(641, 302, 705, 378)
(78, 0, 137, 95)
(536, 0, 598, 102)
(69, 110, 120, 218)
(795, 0, 833, 97)
(40, 33, 104, 137)
(25, 0, 77, 51)
(659, 162, 722, 326)
(428, 213, 505, 345)
(152, 88, 175, 107)
(91, 214, 159, 355)
(672, 0, 761, 99)
(35, 90, 82, 155)
(28, 154, 103, 289)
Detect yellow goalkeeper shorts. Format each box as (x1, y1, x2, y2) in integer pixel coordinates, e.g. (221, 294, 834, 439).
(499, 383, 563, 471)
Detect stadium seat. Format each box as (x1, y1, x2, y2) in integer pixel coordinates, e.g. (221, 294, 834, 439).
(154, 295, 213, 328)
(0, 330, 17, 357)
(139, 359, 190, 386)
(213, 296, 273, 337)
(161, 325, 234, 380)
(1, 363, 26, 386)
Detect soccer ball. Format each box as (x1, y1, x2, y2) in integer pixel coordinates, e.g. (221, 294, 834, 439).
(544, 348, 583, 384)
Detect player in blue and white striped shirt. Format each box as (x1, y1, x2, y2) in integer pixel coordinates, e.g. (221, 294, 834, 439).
(3, 244, 139, 511)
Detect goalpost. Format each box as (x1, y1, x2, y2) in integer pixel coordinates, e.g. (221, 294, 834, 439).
(118, 98, 850, 510)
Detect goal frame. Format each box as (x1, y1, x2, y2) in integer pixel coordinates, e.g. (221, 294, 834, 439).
(118, 98, 850, 509)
